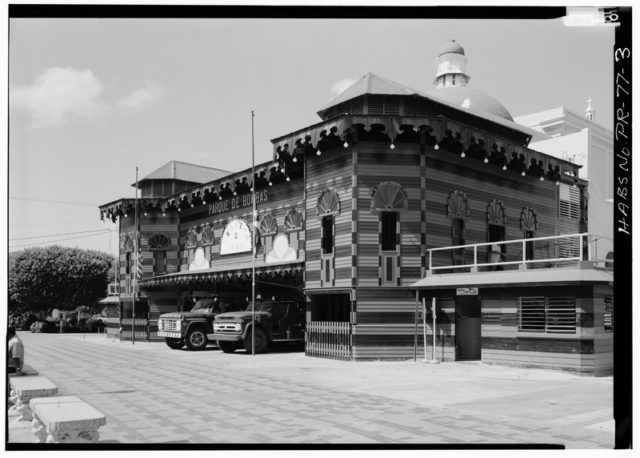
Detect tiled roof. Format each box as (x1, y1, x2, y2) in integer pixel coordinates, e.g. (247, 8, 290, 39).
(317, 72, 421, 112)
(135, 161, 231, 186)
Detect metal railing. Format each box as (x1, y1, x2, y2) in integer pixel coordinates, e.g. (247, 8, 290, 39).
(305, 321, 352, 361)
(427, 233, 612, 274)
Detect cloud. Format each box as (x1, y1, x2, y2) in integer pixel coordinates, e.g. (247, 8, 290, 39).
(117, 81, 165, 112)
(10, 67, 166, 128)
(10, 67, 106, 127)
(330, 78, 356, 96)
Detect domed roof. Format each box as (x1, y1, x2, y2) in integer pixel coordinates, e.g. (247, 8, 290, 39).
(438, 40, 465, 57)
(427, 86, 514, 121)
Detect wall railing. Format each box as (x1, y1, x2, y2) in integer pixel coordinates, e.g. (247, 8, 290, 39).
(427, 233, 613, 274)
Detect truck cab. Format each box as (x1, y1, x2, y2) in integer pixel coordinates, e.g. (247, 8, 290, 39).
(212, 300, 305, 354)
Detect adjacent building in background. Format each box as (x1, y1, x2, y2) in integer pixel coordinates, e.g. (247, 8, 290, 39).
(99, 40, 613, 375)
(515, 103, 614, 263)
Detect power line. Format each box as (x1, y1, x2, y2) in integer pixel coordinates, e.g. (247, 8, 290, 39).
(9, 231, 116, 249)
(9, 228, 114, 241)
(10, 196, 98, 207)
(10, 220, 102, 227)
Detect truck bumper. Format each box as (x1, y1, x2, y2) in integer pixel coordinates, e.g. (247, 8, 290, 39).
(212, 333, 243, 342)
(158, 331, 182, 339)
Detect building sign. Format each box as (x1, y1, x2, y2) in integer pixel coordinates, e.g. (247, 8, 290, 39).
(220, 219, 253, 255)
(456, 287, 478, 296)
(209, 190, 269, 216)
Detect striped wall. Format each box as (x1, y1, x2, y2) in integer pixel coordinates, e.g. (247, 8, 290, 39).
(421, 284, 613, 375)
(305, 148, 353, 289)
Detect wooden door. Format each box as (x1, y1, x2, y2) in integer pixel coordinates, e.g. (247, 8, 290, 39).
(455, 295, 481, 360)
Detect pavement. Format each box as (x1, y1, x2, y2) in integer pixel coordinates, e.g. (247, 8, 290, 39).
(6, 331, 614, 448)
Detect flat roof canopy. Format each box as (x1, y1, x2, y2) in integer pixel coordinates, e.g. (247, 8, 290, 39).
(410, 267, 613, 290)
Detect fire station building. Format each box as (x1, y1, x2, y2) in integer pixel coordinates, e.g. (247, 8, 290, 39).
(99, 41, 613, 375)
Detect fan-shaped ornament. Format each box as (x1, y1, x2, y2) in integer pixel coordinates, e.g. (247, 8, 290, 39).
(371, 181, 408, 211)
(520, 207, 538, 232)
(447, 190, 470, 220)
(316, 188, 340, 216)
(149, 233, 171, 250)
(185, 228, 198, 248)
(259, 214, 278, 235)
(123, 234, 134, 251)
(284, 208, 304, 232)
(486, 200, 506, 226)
(201, 225, 214, 245)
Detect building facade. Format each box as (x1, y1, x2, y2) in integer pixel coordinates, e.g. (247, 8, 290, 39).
(99, 41, 613, 375)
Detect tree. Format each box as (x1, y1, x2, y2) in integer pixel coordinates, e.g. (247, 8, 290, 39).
(9, 245, 115, 316)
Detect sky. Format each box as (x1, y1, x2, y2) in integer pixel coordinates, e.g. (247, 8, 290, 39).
(8, 9, 616, 257)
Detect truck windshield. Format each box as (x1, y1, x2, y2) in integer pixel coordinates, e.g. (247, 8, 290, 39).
(191, 300, 217, 312)
(245, 301, 273, 313)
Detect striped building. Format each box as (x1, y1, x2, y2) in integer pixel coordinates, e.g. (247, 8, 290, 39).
(99, 41, 612, 375)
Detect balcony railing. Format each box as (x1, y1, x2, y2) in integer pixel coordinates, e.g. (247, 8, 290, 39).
(427, 233, 612, 274)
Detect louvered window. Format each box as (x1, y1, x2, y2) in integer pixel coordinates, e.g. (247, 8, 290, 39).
(385, 96, 400, 115)
(518, 296, 576, 334)
(558, 237, 581, 258)
(559, 184, 581, 219)
(351, 98, 364, 115)
(604, 296, 613, 332)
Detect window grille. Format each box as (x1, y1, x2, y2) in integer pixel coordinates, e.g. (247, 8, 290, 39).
(559, 184, 581, 219)
(604, 296, 614, 332)
(518, 296, 576, 333)
(518, 296, 546, 332)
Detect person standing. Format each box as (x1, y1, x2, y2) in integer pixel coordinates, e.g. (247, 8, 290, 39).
(7, 326, 24, 375)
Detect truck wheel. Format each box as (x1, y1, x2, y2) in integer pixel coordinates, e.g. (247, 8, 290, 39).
(185, 327, 208, 351)
(243, 328, 268, 354)
(218, 341, 237, 353)
(165, 338, 185, 349)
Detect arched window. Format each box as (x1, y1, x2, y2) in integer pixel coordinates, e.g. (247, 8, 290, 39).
(149, 233, 170, 275)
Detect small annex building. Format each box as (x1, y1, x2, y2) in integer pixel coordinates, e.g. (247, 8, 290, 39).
(99, 41, 613, 375)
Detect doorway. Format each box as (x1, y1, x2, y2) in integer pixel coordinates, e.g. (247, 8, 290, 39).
(455, 295, 481, 360)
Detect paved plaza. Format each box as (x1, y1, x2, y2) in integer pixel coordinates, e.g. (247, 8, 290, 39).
(7, 331, 614, 448)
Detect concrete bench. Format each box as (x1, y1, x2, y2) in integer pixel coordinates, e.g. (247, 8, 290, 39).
(29, 396, 107, 443)
(8, 376, 58, 421)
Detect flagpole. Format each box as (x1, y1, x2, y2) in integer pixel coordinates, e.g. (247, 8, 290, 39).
(133, 166, 138, 345)
(251, 111, 256, 356)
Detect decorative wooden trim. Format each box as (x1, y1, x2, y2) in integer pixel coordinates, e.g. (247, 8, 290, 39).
(259, 213, 278, 236)
(520, 206, 538, 232)
(370, 181, 409, 212)
(316, 188, 341, 216)
(486, 199, 507, 226)
(149, 233, 171, 251)
(283, 208, 304, 233)
(446, 190, 470, 220)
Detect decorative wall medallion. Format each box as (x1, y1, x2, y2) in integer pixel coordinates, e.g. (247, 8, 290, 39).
(520, 207, 538, 232)
(284, 208, 304, 232)
(316, 188, 340, 216)
(486, 200, 506, 226)
(447, 190, 470, 220)
(371, 181, 408, 211)
(259, 214, 278, 235)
